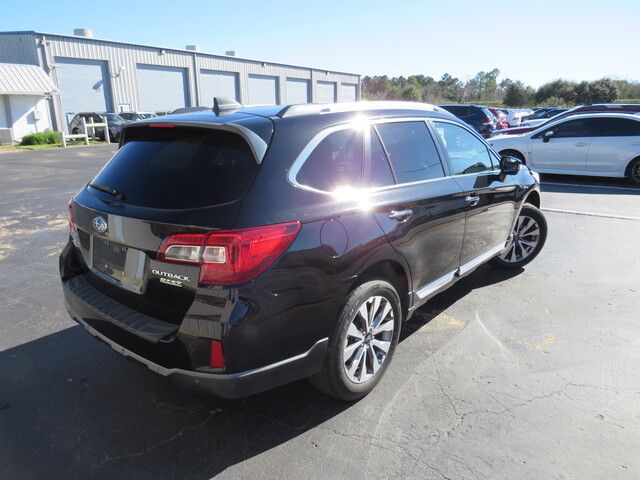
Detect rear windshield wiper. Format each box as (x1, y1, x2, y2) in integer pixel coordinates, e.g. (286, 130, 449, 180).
(88, 182, 126, 201)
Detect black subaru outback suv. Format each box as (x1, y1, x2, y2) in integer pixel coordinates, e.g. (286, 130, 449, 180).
(60, 100, 546, 401)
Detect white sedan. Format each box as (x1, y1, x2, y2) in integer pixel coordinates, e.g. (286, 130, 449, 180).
(488, 113, 640, 185)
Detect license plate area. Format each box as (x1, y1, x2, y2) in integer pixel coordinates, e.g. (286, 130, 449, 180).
(91, 236, 146, 293)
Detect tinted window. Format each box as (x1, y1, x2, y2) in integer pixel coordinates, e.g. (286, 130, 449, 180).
(544, 118, 597, 138)
(91, 127, 258, 209)
(442, 105, 470, 117)
(433, 121, 494, 175)
(595, 118, 640, 136)
(297, 128, 363, 191)
(376, 121, 444, 183)
(366, 127, 395, 187)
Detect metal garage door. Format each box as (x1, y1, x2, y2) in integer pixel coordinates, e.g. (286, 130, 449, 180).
(248, 75, 278, 105)
(316, 81, 336, 103)
(286, 78, 310, 104)
(137, 64, 189, 112)
(55, 58, 112, 128)
(338, 83, 357, 102)
(200, 70, 238, 104)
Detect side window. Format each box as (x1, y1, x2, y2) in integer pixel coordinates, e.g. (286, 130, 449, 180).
(366, 127, 395, 187)
(544, 119, 595, 138)
(375, 121, 445, 184)
(433, 121, 494, 175)
(296, 128, 363, 192)
(595, 118, 640, 137)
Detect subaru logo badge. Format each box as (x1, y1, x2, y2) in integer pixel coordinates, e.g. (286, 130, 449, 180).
(92, 216, 108, 233)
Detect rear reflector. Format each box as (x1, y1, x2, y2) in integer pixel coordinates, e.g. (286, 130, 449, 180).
(68, 198, 76, 231)
(210, 340, 225, 368)
(158, 221, 301, 286)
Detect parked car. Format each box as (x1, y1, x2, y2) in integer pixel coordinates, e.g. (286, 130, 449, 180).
(504, 108, 531, 127)
(492, 103, 640, 137)
(119, 111, 158, 122)
(69, 112, 125, 142)
(489, 113, 640, 185)
(489, 108, 509, 129)
(520, 108, 568, 127)
(438, 104, 496, 137)
(60, 101, 546, 401)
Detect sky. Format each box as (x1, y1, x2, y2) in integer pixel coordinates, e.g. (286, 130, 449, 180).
(3, 0, 639, 87)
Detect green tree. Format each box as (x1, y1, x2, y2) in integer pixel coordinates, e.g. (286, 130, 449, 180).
(503, 81, 535, 107)
(438, 74, 464, 102)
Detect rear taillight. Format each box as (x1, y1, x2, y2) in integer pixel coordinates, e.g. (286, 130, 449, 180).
(158, 221, 301, 285)
(210, 340, 225, 368)
(482, 118, 493, 124)
(68, 198, 76, 231)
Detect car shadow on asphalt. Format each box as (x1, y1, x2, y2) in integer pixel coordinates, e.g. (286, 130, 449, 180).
(0, 265, 523, 480)
(540, 174, 639, 195)
(401, 264, 523, 341)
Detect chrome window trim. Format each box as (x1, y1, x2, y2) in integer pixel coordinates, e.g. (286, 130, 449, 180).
(287, 116, 501, 197)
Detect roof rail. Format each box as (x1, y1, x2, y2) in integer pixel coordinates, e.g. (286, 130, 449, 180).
(278, 101, 444, 118)
(213, 97, 242, 116)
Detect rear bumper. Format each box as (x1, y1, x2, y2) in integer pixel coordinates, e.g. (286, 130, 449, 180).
(66, 307, 327, 399)
(62, 273, 328, 398)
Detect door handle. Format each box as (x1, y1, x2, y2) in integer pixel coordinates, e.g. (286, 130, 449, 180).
(465, 195, 480, 206)
(388, 209, 413, 221)
(575, 142, 588, 147)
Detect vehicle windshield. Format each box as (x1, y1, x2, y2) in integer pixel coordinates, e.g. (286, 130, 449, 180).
(103, 114, 126, 124)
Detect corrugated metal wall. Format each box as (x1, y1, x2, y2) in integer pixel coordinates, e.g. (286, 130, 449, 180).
(0, 32, 361, 129)
(0, 33, 39, 65)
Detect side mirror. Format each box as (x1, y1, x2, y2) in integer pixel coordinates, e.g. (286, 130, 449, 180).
(542, 130, 554, 143)
(500, 155, 521, 176)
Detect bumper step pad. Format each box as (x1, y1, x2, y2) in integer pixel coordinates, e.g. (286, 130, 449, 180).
(64, 275, 178, 343)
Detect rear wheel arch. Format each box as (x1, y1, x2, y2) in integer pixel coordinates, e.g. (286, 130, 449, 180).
(349, 260, 410, 321)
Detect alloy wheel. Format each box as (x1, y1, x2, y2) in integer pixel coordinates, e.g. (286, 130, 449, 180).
(342, 295, 394, 384)
(632, 161, 640, 185)
(499, 215, 541, 263)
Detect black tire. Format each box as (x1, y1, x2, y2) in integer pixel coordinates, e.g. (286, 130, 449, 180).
(628, 158, 640, 186)
(499, 149, 526, 164)
(309, 280, 402, 401)
(491, 204, 548, 269)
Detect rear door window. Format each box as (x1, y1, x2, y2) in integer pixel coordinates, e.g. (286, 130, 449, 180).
(375, 121, 445, 183)
(433, 121, 494, 175)
(366, 127, 395, 187)
(90, 126, 259, 209)
(296, 128, 363, 191)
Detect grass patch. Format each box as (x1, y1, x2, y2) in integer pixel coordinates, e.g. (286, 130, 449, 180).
(21, 131, 60, 145)
(0, 140, 106, 151)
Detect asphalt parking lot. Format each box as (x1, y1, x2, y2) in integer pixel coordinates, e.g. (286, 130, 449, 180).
(0, 145, 638, 480)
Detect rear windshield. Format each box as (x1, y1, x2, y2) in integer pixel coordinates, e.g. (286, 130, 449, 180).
(90, 126, 258, 209)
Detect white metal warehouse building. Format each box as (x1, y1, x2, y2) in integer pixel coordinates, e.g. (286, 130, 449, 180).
(0, 30, 360, 135)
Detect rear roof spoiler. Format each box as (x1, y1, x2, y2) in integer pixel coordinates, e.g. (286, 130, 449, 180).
(120, 120, 268, 164)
